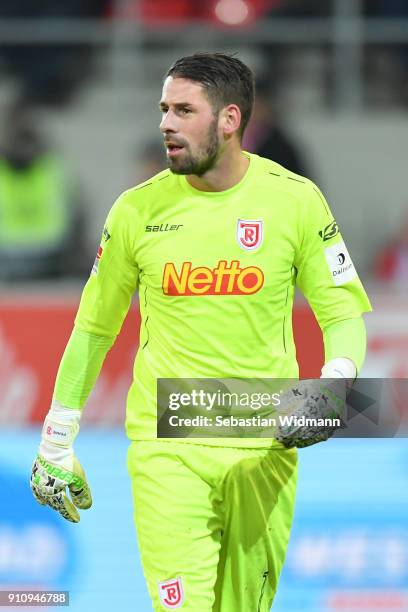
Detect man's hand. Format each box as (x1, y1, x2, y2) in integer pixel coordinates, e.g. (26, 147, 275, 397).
(30, 402, 92, 523)
(31, 454, 92, 523)
(276, 378, 349, 449)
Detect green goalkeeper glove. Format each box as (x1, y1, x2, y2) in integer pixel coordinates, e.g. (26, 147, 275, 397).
(276, 358, 355, 449)
(30, 402, 92, 523)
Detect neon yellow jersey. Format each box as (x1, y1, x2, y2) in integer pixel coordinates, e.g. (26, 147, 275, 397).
(75, 152, 371, 446)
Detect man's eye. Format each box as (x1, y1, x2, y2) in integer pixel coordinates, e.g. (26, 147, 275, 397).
(180, 108, 191, 115)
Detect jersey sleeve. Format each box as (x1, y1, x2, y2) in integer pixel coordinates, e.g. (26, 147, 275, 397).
(294, 183, 372, 330)
(75, 191, 140, 337)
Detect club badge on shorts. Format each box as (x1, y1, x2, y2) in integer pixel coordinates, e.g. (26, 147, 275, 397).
(158, 576, 184, 609)
(237, 219, 263, 250)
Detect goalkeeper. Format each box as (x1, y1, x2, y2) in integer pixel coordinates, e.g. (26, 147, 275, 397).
(31, 53, 371, 611)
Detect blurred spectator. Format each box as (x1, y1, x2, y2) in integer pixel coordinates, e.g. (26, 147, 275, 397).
(243, 78, 310, 177)
(374, 211, 408, 282)
(0, 102, 88, 281)
(363, 0, 408, 106)
(131, 141, 166, 184)
(255, 2, 332, 112)
(0, 0, 110, 106)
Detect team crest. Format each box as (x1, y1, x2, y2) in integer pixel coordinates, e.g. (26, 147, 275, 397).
(237, 219, 263, 250)
(158, 576, 184, 609)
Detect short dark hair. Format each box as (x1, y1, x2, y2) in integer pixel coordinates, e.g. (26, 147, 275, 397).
(165, 53, 255, 140)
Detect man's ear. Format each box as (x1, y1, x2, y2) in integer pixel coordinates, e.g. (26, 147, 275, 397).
(219, 104, 242, 137)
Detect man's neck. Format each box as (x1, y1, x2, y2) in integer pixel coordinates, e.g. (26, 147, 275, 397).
(186, 148, 249, 192)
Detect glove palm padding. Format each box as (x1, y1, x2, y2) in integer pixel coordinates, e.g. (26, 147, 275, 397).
(31, 454, 92, 523)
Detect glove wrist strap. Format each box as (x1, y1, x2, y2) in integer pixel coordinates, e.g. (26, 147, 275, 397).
(321, 357, 356, 381)
(41, 400, 81, 449)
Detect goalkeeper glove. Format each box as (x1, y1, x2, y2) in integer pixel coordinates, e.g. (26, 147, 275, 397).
(30, 401, 92, 523)
(276, 358, 355, 449)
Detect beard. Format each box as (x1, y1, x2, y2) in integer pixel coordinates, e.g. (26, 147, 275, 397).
(166, 118, 220, 176)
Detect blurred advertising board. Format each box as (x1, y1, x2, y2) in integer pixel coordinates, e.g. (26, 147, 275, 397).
(362, 292, 408, 378)
(0, 294, 139, 426)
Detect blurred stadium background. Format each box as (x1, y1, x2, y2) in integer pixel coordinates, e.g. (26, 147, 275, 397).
(1, 1, 408, 611)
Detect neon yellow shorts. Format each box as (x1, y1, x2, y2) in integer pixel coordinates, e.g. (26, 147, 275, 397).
(127, 440, 298, 611)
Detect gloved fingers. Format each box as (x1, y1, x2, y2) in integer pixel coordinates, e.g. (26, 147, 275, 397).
(31, 482, 80, 523)
(277, 437, 297, 449)
(278, 434, 329, 449)
(69, 457, 92, 510)
(69, 480, 92, 510)
(296, 433, 330, 448)
(30, 481, 47, 506)
(46, 489, 81, 523)
(276, 421, 334, 448)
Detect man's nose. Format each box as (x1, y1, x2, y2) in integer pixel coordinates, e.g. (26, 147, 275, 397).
(159, 111, 177, 134)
